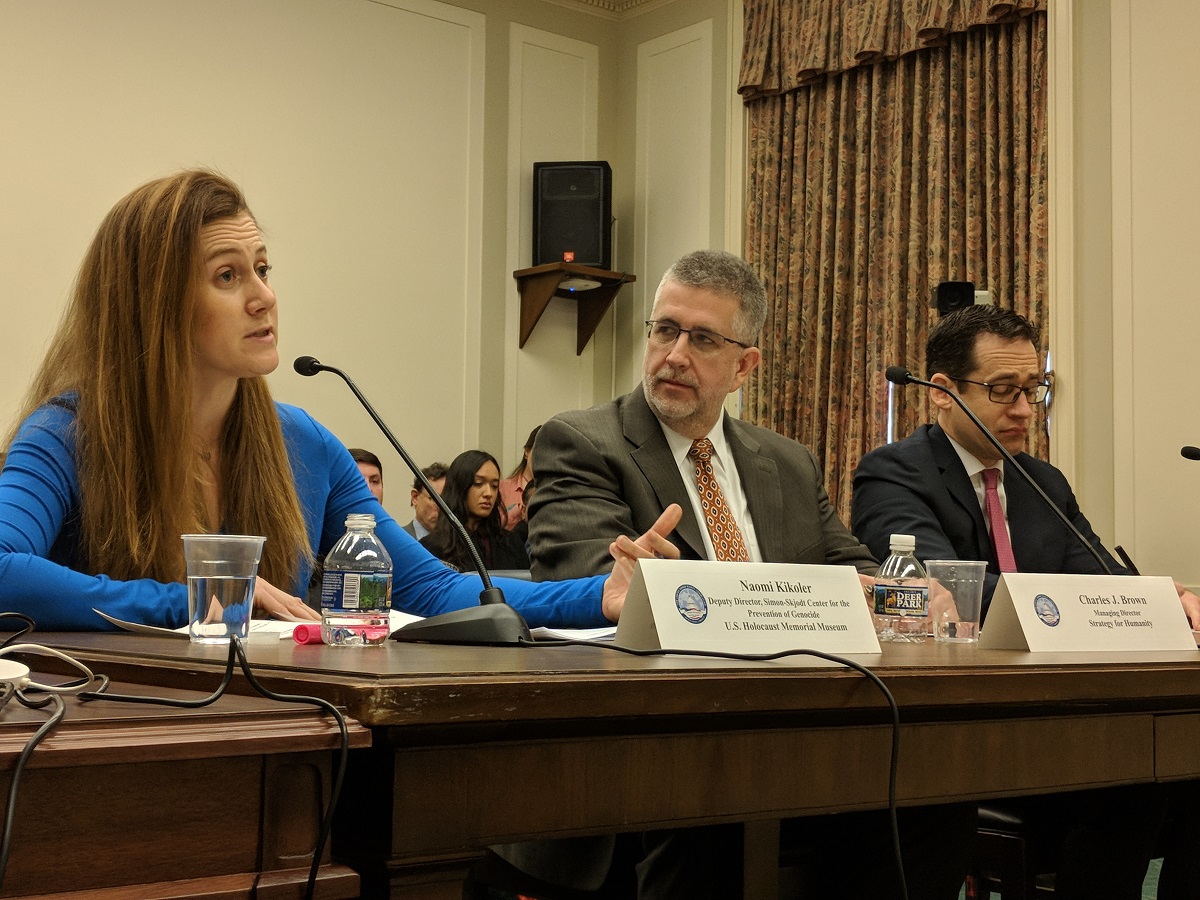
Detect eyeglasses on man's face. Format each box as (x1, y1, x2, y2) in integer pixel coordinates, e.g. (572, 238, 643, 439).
(953, 377, 1050, 405)
(645, 320, 750, 354)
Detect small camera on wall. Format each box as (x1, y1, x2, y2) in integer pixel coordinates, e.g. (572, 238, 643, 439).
(932, 281, 991, 316)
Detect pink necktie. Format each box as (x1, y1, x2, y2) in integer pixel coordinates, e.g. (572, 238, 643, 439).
(689, 439, 749, 562)
(982, 468, 1018, 573)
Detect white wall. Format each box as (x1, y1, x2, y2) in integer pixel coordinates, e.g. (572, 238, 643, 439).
(1067, 0, 1200, 587)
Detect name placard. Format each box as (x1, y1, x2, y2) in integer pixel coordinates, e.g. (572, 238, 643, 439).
(615, 559, 881, 655)
(979, 573, 1196, 652)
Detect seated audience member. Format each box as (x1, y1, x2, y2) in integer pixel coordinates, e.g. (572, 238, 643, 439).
(499, 425, 539, 530)
(496, 249, 974, 900)
(404, 461, 447, 541)
(0, 169, 676, 631)
(512, 477, 535, 553)
(421, 450, 530, 572)
(852, 303, 1195, 899)
(348, 447, 384, 503)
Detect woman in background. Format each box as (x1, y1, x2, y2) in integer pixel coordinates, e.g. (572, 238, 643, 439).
(421, 449, 529, 572)
(499, 425, 538, 530)
(0, 170, 677, 630)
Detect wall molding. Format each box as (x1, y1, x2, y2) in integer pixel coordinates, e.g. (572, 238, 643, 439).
(538, 0, 680, 20)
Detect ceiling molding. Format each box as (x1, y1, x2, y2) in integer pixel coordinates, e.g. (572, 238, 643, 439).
(539, 0, 680, 21)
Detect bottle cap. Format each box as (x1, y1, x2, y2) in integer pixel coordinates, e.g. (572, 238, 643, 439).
(888, 534, 916, 552)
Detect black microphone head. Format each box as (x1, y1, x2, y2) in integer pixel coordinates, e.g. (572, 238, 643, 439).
(884, 366, 911, 385)
(1182, 446, 1200, 461)
(293, 356, 323, 377)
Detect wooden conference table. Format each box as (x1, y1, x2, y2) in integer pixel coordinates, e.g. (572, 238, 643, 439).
(25, 632, 1200, 899)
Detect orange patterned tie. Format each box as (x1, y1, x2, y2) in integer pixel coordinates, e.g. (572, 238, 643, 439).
(689, 438, 749, 561)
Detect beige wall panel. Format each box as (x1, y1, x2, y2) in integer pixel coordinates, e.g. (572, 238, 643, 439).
(632, 20, 715, 388)
(0, 0, 484, 520)
(1116, 0, 1200, 584)
(504, 25, 600, 459)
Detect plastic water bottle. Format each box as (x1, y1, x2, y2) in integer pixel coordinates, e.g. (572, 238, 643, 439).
(873, 533, 929, 642)
(320, 514, 393, 647)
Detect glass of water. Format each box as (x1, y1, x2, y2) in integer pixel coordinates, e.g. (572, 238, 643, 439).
(182, 534, 266, 644)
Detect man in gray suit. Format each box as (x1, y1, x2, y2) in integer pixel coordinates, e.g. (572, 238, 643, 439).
(402, 461, 446, 541)
(529, 251, 876, 582)
(508, 250, 973, 899)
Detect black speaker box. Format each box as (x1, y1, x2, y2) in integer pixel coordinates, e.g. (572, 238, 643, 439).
(533, 161, 612, 270)
(933, 281, 976, 316)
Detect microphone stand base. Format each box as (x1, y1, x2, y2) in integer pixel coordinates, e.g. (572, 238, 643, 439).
(390, 603, 532, 646)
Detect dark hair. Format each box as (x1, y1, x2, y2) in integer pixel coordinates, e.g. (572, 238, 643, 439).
(412, 461, 448, 494)
(925, 305, 1041, 380)
(348, 448, 382, 474)
(506, 425, 541, 480)
(422, 450, 504, 571)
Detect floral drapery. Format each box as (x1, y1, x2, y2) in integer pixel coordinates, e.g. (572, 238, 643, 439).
(739, 0, 1048, 522)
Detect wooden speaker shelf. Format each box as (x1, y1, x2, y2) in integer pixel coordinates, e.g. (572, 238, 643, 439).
(513, 263, 636, 355)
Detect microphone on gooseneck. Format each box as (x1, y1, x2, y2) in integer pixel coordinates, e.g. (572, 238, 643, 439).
(1182, 446, 1200, 461)
(292, 356, 531, 645)
(885, 365, 1113, 576)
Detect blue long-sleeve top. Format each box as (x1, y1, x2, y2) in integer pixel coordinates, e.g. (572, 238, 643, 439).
(0, 400, 608, 631)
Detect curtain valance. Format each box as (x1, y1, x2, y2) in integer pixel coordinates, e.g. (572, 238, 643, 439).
(739, 0, 1045, 100)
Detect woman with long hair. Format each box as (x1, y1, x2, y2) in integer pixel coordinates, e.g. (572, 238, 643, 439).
(0, 170, 677, 630)
(421, 450, 529, 572)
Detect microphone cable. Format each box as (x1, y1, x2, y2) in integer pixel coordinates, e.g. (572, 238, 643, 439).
(519, 637, 909, 900)
(0, 614, 104, 890)
(79, 637, 349, 900)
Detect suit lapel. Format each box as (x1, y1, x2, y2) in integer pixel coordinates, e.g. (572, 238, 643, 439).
(623, 386, 708, 558)
(725, 419, 783, 560)
(927, 425, 994, 563)
(1001, 459, 1049, 570)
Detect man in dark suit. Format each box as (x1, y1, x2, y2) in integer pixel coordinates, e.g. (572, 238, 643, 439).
(852, 304, 1199, 899)
(851, 304, 1200, 626)
(503, 250, 974, 900)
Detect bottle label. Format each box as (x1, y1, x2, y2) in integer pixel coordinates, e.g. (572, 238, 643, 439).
(874, 584, 929, 617)
(321, 571, 392, 612)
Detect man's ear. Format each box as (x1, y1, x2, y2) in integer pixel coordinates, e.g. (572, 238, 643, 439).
(729, 347, 761, 392)
(928, 373, 956, 411)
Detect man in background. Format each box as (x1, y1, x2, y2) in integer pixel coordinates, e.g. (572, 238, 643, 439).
(404, 462, 447, 541)
(349, 448, 384, 503)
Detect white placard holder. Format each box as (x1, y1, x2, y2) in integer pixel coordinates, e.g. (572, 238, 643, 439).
(615, 559, 881, 655)
(978, 573, 1196, 651)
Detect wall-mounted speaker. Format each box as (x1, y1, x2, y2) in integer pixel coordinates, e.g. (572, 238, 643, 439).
(533, 161, 612, 270)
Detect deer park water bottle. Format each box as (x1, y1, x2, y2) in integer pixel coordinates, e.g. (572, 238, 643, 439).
(320, 514, 393, 647)
(872, 533, 929, 642)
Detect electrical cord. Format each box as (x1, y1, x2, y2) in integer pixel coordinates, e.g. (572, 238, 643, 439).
(519, 637, 909, 900)
(79, 638, 348, 900)
(0, 692, 64, 888)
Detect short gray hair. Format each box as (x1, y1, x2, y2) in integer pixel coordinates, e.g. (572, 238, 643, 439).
(656, 250, 768, 344)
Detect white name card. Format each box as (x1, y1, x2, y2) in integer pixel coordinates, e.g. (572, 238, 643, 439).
(979, 573, 1196, 652)
(615, 559, 881, 655)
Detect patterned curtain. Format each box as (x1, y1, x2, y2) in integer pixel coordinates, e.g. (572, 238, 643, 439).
(739, 0, 1048, 523)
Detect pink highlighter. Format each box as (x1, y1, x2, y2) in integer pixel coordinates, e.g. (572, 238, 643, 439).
(293, 624, 324, 645)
